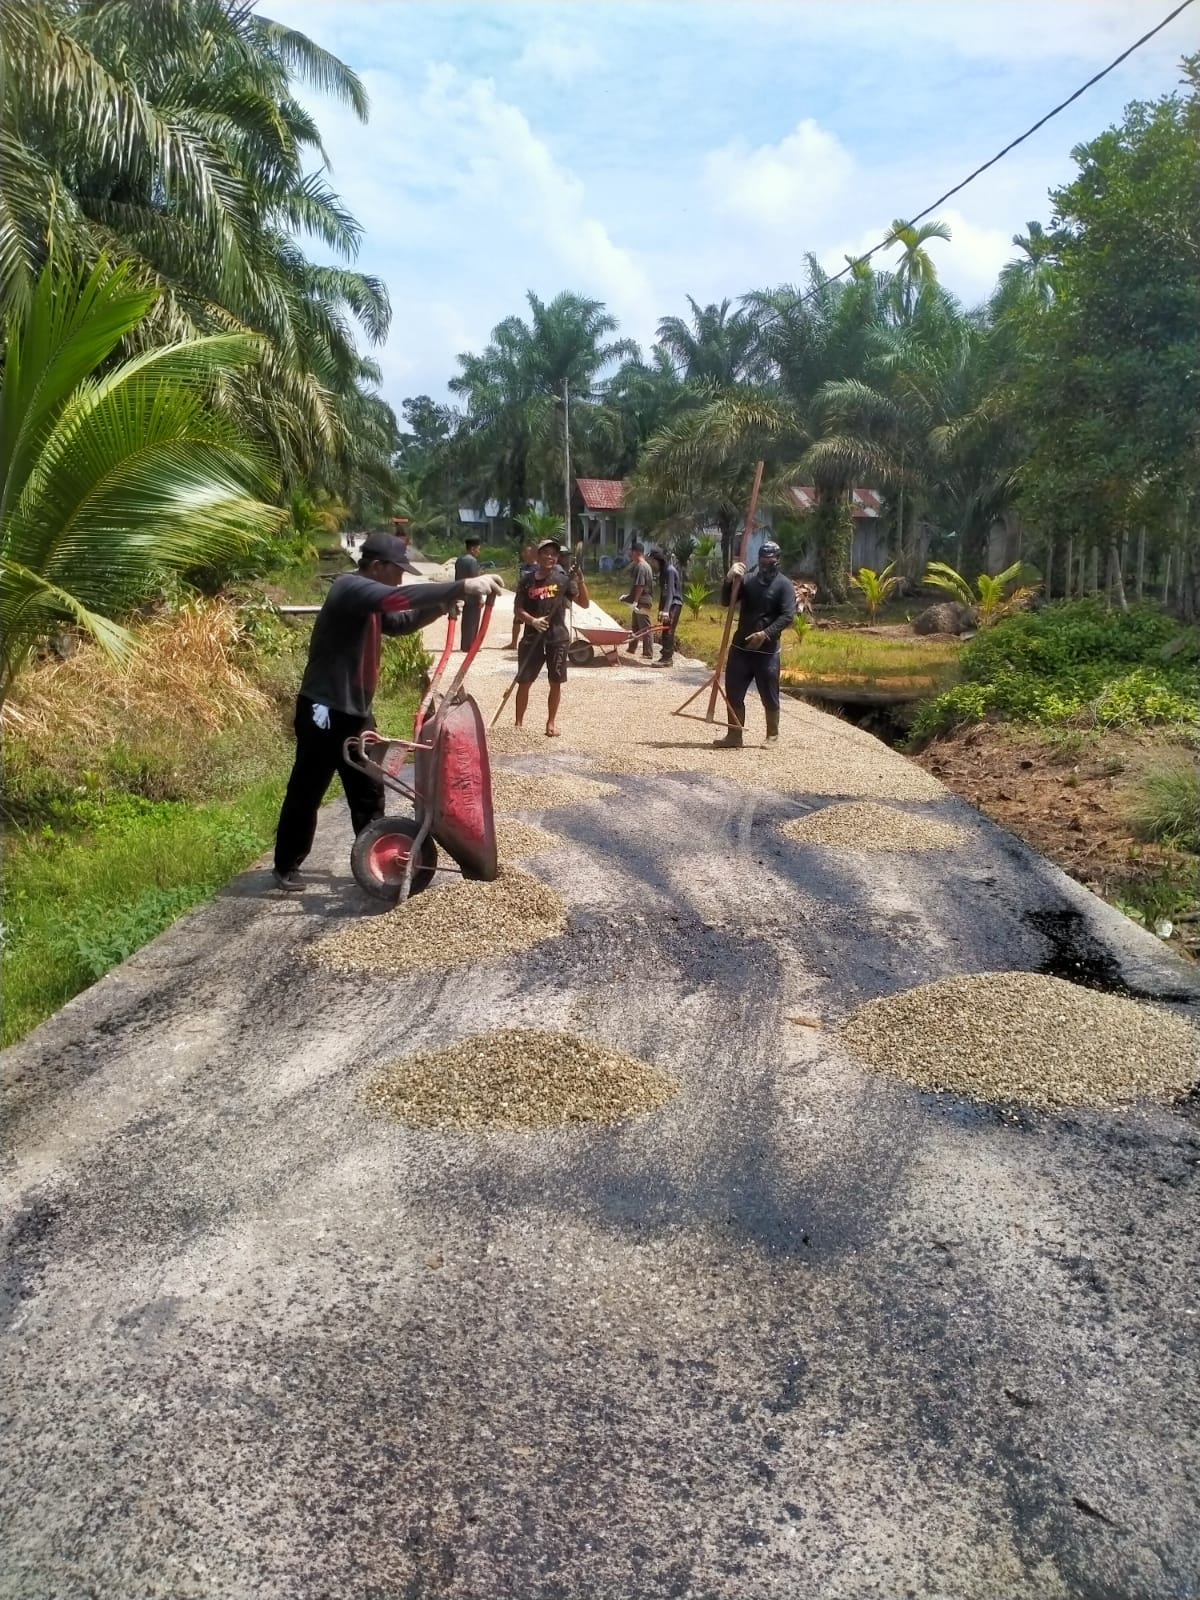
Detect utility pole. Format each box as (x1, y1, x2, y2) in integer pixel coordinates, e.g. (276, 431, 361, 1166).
(562, 376, 572, 552)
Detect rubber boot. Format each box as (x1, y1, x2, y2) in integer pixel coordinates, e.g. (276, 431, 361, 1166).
(713, 725, 743, 749)
(765, 708, 780, 746)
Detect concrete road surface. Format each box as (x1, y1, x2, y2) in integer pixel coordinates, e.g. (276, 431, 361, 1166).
(3, 621, 1200, 1600)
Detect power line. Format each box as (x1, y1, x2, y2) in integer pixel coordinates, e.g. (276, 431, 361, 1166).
(806, 0, 1196, 302)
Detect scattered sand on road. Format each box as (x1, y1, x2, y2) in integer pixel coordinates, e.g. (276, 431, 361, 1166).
(313, 867, 567, 975)
(782, 801, 968, 852)
(366, 1028, 679, 1130)
(495, 817, 560, 863)
(491, 770, 618, 812)
(840, 971, 1199, 1108)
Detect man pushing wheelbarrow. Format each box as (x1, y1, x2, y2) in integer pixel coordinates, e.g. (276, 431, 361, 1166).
(271, 530, 503, 891)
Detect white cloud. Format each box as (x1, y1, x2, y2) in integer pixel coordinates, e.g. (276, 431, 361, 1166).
(705, 119, 856, 228)
(516, 28, 602, 84)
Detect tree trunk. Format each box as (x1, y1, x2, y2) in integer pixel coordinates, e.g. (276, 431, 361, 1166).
(1044, 538, 1055, 601)
(1076, 544, 1087, 597)
(1063, 535, 1073, 603)
(1088, 544, 1099, 594)
(718, 509, 736, 572)
(1135, 527, 1146, 600)
(812, 492, 852, 601)
(1107, 536, 1128, 611)
(1161, 551, 1172, 605)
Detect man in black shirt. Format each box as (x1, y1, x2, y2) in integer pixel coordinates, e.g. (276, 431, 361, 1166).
(454, 535, 484, 652)
(649, 547, 683, 667)
(713, 538, 796, 748)
(513, 537, 589, 737)
(271, 531, 502, 889)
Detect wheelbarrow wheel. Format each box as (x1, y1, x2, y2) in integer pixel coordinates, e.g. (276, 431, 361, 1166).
(351, 816, 437, 902)
(567, 638, 594, 666)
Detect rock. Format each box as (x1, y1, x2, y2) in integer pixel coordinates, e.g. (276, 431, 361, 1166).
(913, 601, 976, 636)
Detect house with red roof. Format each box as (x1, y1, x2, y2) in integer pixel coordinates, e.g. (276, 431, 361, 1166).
(574, 478, 637, 558)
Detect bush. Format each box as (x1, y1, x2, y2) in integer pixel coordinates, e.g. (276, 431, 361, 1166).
(910, 600, 1199, 739)
(378, 632, 431, 694)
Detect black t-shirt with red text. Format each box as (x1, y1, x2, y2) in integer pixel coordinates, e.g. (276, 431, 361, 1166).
(515, 564, 580, 644)
(300, 573, 463, 717)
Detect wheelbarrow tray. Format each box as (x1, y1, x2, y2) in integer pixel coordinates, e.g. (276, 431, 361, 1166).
(577, 627, 635, 645)
(414, 692, 498, 881)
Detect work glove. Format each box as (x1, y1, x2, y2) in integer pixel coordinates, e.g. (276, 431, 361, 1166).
(311, 703, 331, 730)
(727, 561, 746, 581)
(659, 612, 670, 624)
(464, 574, 504, 598)
(528, 615, 551, 633)
(745, 630, 768, 649)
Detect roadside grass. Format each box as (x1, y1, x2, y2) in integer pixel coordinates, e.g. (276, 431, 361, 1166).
(1, 583, 423, 1046)
(675, 607, 962, 696)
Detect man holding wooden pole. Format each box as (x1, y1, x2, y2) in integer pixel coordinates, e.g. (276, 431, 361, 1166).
(712, 538, 796, 748)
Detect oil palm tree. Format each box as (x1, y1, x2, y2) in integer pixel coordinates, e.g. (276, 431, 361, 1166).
(1, 0, 391, 487)
(450, 291, 636, 536)
(656, 297, 762, 387)
(0, 258, 286, 708)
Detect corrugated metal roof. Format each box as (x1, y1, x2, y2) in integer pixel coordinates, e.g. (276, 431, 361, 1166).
(787, 486, 881, 518)
(576, 478, 627, 511)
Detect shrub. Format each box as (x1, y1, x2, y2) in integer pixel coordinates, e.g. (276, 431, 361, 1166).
(1130, 764, 1200, 853)
(909, 600, 1199, 740)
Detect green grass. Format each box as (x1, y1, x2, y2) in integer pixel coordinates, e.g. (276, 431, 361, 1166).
(1130, 763, 1200, 853)
(1, 559, 425, 1045)
(674, 607, 961, 696)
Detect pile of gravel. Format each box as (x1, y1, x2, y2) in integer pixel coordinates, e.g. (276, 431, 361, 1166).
(496, 816, 559, 863)
(491, 770, 618, 812)
(366, 1028, 680, 1130)
(313, 866, 567, 975)
(840, 971, 1199, 1108)
(782, 800, 967, 852)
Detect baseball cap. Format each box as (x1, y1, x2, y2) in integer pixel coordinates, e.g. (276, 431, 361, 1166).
(360, 531, 420, 574)
(536, 537, 562, 552)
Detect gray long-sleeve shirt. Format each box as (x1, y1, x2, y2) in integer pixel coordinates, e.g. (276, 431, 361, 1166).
(658, 560, 682, 612)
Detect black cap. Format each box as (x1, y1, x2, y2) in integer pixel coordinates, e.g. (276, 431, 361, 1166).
(631, 540, 645, 552)
(465, 534, 481, 547)
(360, 532, 420, 575)
(536, 537, 562, 552)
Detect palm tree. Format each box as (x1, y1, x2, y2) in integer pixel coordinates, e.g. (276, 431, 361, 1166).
(1, 0, 392, 490)
(656, 297, 762, 387)
(998, 220, 1058, 306)
(883, 218, 953, 321)
(1, 258, 286, 708)
(450, 291, 636, 537)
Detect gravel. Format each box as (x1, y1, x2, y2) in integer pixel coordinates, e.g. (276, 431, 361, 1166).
(482, 673, 943, 801)
(782, 801, 968, 852)
(365, 1028, 680, 1130)
(313, 866, 567, 975)
(495, 817, 560, 863)
(491, 770, 618, 812)
(840, 971, 1200, 1108)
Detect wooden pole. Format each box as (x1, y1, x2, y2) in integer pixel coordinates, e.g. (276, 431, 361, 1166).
(673, 460, 765, 725)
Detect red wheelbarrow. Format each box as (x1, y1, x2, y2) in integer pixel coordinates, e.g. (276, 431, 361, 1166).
(567, 619, 665, 667)
(343, 595, 498, 902)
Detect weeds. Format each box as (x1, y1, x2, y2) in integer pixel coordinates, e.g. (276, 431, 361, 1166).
(1130, 764, 1200, 853)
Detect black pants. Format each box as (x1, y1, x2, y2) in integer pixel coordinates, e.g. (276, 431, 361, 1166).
(273, 697, 384, 874)
(659, 603, 682, 663)
(460, 600, 481, 652)
(725, 644, 781, 725)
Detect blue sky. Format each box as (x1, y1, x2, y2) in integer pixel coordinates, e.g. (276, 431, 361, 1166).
(267, 1, 1195, 410)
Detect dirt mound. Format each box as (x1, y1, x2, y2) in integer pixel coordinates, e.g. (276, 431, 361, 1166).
(782, 801, 967, 852)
